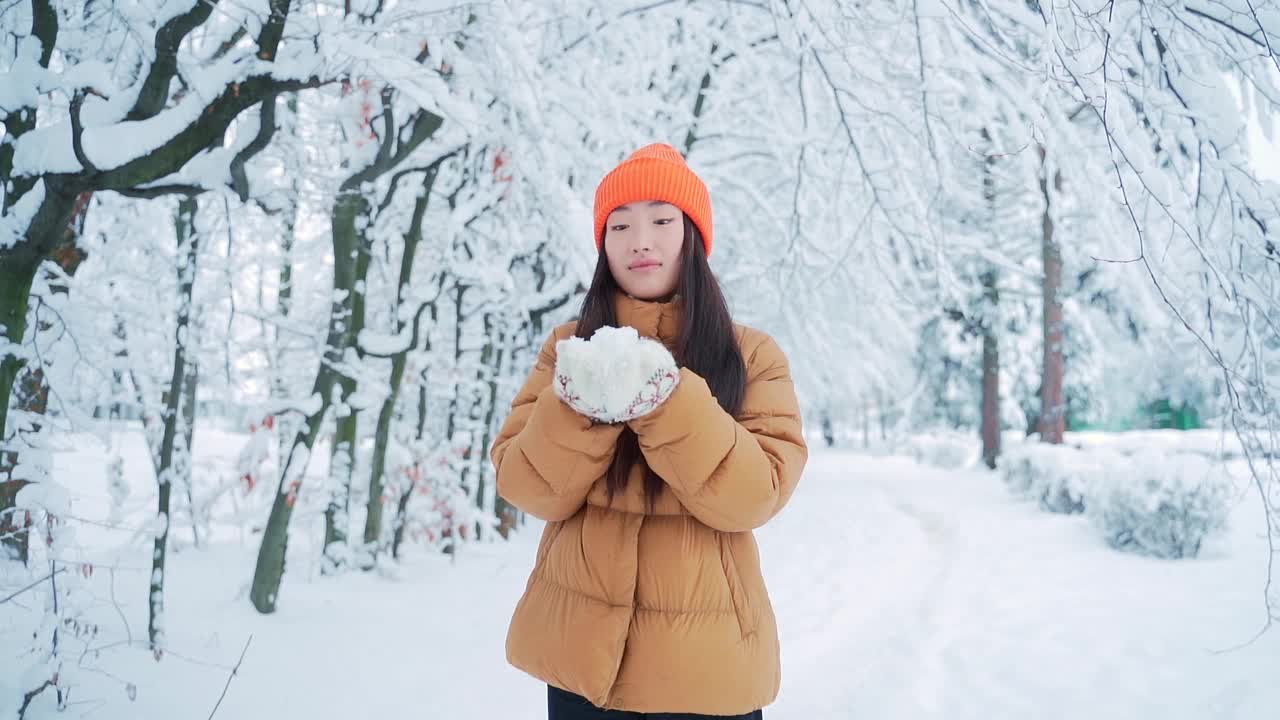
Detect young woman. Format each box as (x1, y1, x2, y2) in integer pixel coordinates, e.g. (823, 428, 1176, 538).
(491, 143, 807, 719)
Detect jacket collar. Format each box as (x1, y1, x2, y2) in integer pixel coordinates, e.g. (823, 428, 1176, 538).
(614, 291, 683, 346)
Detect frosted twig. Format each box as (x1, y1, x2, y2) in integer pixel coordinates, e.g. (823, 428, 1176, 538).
(109, 567, 133, 646)
(0, 567, 67, 605)
(207, 635, 253, 720)
(1243, 0, 1280, 75)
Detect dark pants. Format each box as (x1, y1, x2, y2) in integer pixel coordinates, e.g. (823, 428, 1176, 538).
(547, 685, 763, 720)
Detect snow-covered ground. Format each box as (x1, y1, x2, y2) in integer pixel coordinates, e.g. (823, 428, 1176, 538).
(5, 429, 1278, 719)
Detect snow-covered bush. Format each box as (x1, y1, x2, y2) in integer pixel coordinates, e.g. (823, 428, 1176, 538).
(1002, 441, 1235, 558)
(1087, 450, 1233, 559)
(1000, 442, 1101, 514)
(904, 430, 980, 470)
(1065, 429, 1242, 461)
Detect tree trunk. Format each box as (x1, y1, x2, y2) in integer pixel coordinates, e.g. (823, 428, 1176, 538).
(862, 400, 870, 448)
(392, 301, 437, 561)
(391, 382, 430, 561)
(250, 412, 329, 612)
(151, 194, 200, 651)
(1, 194, 90, 563)
(322, 196, 372, 573)
(0, 255, 37, 563)
(181, 360, 200, 548)
(980, 268, 1001, 469)
(682, 40, 720, 155)
(440, 282, 467, 555)
(254, 108, 444, 590)
(878, 390, 888, 441)
(272, 178, 299, 460)
(481, 317, 515, 539)
(323, 394, 356, 572)
(1037, 146, 1065, 445)
(363, 178, 435, 559)
(252, 190, 363, 610)
(390, 478, 414, 560)
(312, 101, 443, 575)
(364, 357, 403, 555)
(0, 4, 72, 455)
(474, 314, 494, 541)
(0, 255, 39, 460)
(979, 129, 1003, 467)
(0, 365, 42, 565)
(104, 317, 130, 420)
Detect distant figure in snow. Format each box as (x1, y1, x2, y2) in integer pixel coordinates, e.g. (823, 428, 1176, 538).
(491, 143, 808, 719)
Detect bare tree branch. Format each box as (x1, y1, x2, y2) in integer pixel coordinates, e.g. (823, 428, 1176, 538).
(211, 26, 250, 63)
(206, 635, 253, 720)
(231, 95, 281, 202)
(53, 74, 329, 194)
(0, 566, 66, 605)
(256, 0, 292, 61)
(127, 0, 222, 122)
(1184, 5, 1267, 48)
(1243, 0, 1280, 75)
(69, 90, 98, 174)
(373, 146, 465, 218)
(116, 184, 205, 199)
(30, 0, 57, 67)
(340, 105, 445, 192)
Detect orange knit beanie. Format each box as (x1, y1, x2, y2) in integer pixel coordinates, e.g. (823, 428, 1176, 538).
(593, 143, 713, 256)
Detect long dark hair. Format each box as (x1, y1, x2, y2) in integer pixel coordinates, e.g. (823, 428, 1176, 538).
(575, 215, 747, 509)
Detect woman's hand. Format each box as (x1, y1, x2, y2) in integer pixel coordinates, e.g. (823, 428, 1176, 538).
(553, 326, 681, 424)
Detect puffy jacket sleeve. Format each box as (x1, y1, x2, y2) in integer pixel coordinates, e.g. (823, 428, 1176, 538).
(491, 324, 623, 521)
(628, 332, 808, 532)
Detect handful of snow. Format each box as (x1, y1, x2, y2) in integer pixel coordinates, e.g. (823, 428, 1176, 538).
(1086, 449, 1233, 559)
(554, 326, 680, 424)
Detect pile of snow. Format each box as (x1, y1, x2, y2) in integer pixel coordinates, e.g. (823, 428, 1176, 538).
(999, 441, 1098, 514)
(1087, 449, 1234, 559)
(1000, 440, 1235, 558)
(901, 429, 979, 469)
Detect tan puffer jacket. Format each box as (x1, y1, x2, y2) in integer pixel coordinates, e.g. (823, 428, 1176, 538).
(491, 293, 808, 715)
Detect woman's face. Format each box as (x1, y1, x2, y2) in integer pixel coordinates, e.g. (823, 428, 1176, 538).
(603, 200, 684, 300)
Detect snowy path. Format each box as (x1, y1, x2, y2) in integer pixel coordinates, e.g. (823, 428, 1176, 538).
(11, 444, 1280, 720)
(765, 452, 1277, 720)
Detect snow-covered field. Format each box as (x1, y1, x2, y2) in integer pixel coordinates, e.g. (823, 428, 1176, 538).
(5, 429, 1278, 719)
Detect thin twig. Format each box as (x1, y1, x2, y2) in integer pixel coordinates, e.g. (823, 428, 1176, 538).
(18, 679, 53, 718)
(1, 566, 66, 605)
(207, 635, 252, 720)
(109, 566, 133, 646)
(1243, 0, 1280, 75)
